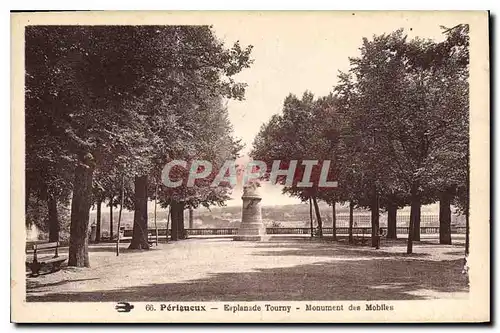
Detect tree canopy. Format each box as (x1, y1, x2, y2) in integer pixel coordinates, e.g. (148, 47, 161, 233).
(250, 25, 469, 253)
(25, 25, 253, 264)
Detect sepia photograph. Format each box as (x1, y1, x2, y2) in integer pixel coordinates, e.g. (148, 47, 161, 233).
(10, 11, 490, 323)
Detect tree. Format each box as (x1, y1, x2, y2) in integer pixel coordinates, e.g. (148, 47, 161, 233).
(25, 110, 73, 242)
(26, 27, 177, 264)
(130, 175, 151, 249)
(379, 192, 408, 239)
(69, 153, 95, 266)
(129, 27, 252, 245)
(340, 28, 469, 253)
(422, 25, 470, 246)
(26, 25, 253, 260)
(348, 201, 354, 244)
(252, 92, 344, 239)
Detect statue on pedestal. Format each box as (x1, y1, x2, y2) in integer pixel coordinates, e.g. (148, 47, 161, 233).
(233, 181, 267, 241)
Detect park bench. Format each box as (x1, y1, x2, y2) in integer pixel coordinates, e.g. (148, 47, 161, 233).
(353, 236, 368, 245)
(352, 229, 368, 245)
(26, 242, 67, 277)
(147, 231, 158, 246)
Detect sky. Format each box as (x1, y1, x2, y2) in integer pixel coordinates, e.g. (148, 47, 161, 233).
(208, 12, 467, 207)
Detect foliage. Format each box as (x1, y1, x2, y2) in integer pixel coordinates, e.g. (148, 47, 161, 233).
(25, 25, 253, 261)
(250, 25, 469, 250)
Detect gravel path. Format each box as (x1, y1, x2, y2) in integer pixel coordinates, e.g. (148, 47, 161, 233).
(26, 237, 469, 302)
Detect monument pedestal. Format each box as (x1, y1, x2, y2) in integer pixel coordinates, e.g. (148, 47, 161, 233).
(234, 183, 267, 241)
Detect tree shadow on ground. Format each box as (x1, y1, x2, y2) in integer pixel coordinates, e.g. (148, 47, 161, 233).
(249, 237, 426, 247)
(244, 239, 431, 258)
(87, 245, 165, 253)
(27, 257, 468, 302)
(253, 247, 430, 259)
(443, 251, 466, 256)
(27, 278, 100, 290)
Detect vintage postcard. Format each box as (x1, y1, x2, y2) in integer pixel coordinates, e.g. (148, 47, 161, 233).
(11, 11, 490, 323)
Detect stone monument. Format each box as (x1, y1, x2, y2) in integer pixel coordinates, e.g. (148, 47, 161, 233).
(234, 181, 267, 241)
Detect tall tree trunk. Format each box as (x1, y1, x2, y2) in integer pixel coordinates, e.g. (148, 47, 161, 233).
(386, 202, 397, 239)
(109, 198, 113, 241)
(47, 192, 59, 242)
(411, 198, 421, 241)
(312, 196, 323, 238)
(370, 188, 380, 247)
(68, 154, 95, 267)
(95, 198, 102, 243)
(309, 197, 314, 238)
(178, 202, 186, 239)
(170, 200, 180, 241)
(439, 189, 452, 245)
(465, 206, 469, 256)
(331, 201, 337, 241)
(348, 201, 354, 244)
(464, 167, 470, 255)
(188, 207, 194, 229)
(129, 175, 150, 250)
(407, 182, 419, 254)
(165, 204, 171, 242)
(25, 183, 31, 217)
(116, 174, 125, 255)
(154, 181, 158, 246)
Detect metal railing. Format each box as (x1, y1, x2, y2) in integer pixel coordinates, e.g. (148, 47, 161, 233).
(122, 226, 466, 238)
